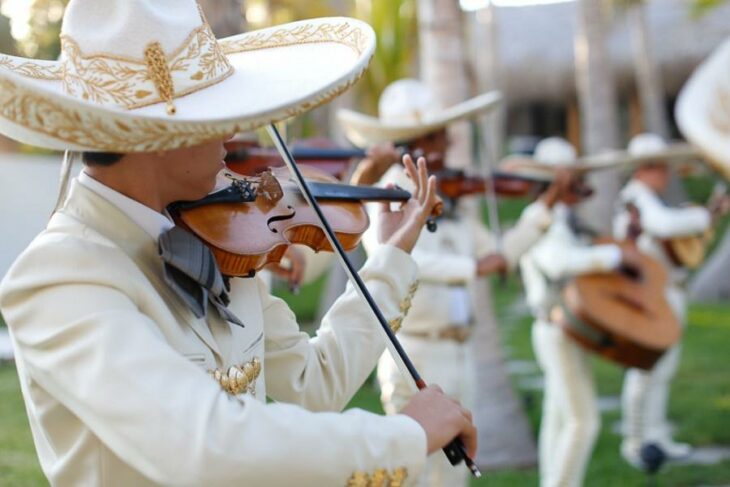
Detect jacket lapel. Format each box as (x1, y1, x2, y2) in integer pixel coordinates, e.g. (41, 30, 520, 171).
(59, 181, 224, 360)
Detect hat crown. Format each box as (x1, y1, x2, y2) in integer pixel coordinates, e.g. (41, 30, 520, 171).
(628, 133, 668, 157)
(378, 78, 441, 125)
(58, 0, 233, 113)
(62, 0, 202, 60)
(534, 137, 576, 165)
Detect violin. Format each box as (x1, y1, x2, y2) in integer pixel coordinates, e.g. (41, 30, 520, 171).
(225, 137, 366, 181)
(434, 168, 550, 200)
(170, 165, 440, 278)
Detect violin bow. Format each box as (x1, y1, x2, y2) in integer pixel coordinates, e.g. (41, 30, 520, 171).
(472, 120, 505, 268)
(267, 125, 482, 478)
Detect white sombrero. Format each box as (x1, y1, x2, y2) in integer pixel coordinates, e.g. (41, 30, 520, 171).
(499, 137, 621, 181)
(676, 37, 730, 181)
(336, 78, 503, 146)
(622, 133, 701, 168)
(0, 0, 375, 153)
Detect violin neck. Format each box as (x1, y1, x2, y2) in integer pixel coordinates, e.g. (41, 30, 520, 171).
(492, 170, 550, 186)
(289, 146, 367, 160)
(307, 182, 410, 202)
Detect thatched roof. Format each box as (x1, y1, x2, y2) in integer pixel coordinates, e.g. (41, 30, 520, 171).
(491, 0, 730, 102)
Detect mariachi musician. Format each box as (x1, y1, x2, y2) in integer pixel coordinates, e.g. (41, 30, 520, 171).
(615, 133, 730, 467)
(0, 2, 478, 485)
(339, 79, 569, 487)
(512, 138, 641, 487)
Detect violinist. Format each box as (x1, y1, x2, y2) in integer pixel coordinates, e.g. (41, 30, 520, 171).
(0, 4, 476, 486)
(615, 133, 730, 468)
(515, 137, 641, 487)
(339, 78, 566, 487)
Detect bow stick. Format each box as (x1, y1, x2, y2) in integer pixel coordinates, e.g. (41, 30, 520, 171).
(267, 125, 481, 478)
(472, 120, 506, 281)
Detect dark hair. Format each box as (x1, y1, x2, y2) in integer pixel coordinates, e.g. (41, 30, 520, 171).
(82, 152, 125, 167)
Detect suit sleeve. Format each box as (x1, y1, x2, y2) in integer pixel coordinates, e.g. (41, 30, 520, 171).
(498, 200, 553, 268)
(531, 222, 622, 280)
(362, 202, 478, 284)
(262, 243, 419, 410)
(633, 190, 711, 239)
(0, 239, 426, 486)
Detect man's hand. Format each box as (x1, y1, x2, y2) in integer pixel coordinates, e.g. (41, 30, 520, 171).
(377, 155, 440, 254)
(619, 245, 642, 278)
(367, 142, 401, 173)
(476, 253, 508, 277)
(265, 246, 306, 292)
(540, 168, 573, 208)
(401, 385, 477, 458)
(350, 142, 402, 186)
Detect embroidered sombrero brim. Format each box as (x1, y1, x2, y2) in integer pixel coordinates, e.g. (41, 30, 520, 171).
(337, 90, 503, 146)
(0, 17, 374, 152)
(498, 152, 623, 181)
(676, 38, 730, 181)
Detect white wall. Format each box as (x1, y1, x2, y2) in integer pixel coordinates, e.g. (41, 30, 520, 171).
(0, 154, 80, 279)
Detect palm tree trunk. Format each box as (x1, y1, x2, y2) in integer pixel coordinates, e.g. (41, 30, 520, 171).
(198, 0, 245, 37)
(574, 0, 621, 234)
(419, 0, 537, 470)
(627, 2, 668, 139)
(417, 0, 471, 169)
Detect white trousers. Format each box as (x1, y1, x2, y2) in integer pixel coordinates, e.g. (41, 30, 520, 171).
(377, 335, 476, 487)
(621, 286, 686, 448)
(532, 320, 600, 487)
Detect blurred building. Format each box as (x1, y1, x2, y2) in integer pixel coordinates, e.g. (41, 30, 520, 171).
(487, 0, 730, 148)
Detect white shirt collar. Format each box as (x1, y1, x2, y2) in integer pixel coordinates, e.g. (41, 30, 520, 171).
(78, 171, 173, 241)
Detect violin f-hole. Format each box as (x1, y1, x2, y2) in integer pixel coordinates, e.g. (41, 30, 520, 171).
(267, 205, 296, 233)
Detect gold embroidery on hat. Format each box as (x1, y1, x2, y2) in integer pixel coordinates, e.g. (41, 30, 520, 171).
(210, 357, 261, 396)
(221, 21, 368, 56)
(58, 18, 233, 111)
(0, 21, 372, 151)
(0, 58, 62, 80)
(144, 42, 177, 115)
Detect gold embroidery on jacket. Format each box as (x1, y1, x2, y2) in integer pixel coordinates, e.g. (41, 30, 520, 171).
(388, 279, 418, 333)
(389, 467, 408, 487)
(388, 316, 403, 334)
(346, 468, 409, 487)
(210, 357, 261, 396)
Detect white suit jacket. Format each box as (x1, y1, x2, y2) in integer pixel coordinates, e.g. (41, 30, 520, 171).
(521, 203, 622, 318)
(0, 181, 427, 486)
(363, 166, 552, 332)
(613, 179, 711, 285)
